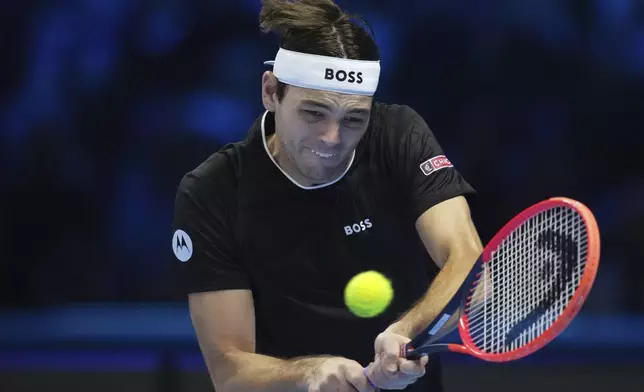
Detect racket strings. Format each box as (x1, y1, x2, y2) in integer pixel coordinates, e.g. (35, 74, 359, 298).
(464, 206, 588, 354)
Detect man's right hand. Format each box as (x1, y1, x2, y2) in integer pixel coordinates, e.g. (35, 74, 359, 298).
(305, 357, 376, 392)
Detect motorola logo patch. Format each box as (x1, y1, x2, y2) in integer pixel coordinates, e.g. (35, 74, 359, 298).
(172, 229, 193, 262)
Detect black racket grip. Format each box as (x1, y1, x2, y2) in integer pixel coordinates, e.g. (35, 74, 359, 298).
(400, 344, 423, 360)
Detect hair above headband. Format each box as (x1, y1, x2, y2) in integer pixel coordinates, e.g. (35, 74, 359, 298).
(264, 48, 380, 96)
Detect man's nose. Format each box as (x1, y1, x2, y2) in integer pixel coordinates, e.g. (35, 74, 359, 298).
(319, 122, 341, 147)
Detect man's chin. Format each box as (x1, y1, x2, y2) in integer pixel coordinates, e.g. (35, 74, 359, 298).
(303, 170, 331, 183)
(296, 155, 349, 183)
(298, 165, 334, 183)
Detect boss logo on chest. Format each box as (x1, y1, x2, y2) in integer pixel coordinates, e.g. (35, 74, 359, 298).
(325, 68, 363, 84)
(344, 218, 373, 236)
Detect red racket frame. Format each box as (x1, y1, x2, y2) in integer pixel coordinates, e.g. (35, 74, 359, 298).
(402, 197, 601, 362)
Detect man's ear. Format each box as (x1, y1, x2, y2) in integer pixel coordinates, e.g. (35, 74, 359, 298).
(261, 71, 279, 112)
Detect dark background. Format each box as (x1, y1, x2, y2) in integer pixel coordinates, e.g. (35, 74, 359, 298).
(1, 1, 643, 391)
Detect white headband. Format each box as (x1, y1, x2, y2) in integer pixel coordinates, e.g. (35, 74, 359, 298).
(264, 48, 380, 96)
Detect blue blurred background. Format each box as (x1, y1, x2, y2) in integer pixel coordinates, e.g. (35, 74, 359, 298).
(1, 1, 643, 391)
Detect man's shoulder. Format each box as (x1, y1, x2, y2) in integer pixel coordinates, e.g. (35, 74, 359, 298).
(372, 101, 425, 128)
(370, 102, 428, 143)
(178, 111, 265, 196)
(366, 102, 429, 149)
(177, 142, 246, 200)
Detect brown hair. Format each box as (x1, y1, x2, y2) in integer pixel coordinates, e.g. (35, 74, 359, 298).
(259, 0, 379, 100)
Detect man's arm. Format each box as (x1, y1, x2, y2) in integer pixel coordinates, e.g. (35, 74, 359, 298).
(189, 290, 372, 392)
(363, 196, 482, 389)
(190, 290, 319, 392)
(363, 106, 481, 390)
(386, 196, 483, 338)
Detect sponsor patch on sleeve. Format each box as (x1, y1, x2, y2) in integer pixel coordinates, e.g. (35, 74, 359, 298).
(419, 155, 454, 176)
(172, 229, 193, 262)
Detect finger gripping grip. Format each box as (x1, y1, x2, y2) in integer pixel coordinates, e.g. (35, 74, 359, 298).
(400, 344, 412, 359)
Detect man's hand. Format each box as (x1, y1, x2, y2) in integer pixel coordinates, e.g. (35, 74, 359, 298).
(365, 331, 428, 390)
(306, 357, 376, 392)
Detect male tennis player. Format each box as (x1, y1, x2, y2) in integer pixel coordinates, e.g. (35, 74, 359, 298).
(172, 0, 484, 391)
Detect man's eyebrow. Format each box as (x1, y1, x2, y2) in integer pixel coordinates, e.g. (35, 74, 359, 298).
(299, 99, 370, 114)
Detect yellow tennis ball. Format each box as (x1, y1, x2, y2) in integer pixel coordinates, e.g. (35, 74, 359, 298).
(344, 270, 394, 318)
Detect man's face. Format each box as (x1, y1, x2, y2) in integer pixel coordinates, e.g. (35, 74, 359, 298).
(271, 84, 372, 183)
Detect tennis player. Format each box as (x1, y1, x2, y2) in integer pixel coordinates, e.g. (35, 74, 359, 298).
(172, 0, 484, 391)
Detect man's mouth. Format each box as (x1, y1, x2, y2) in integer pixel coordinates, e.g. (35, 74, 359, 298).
(310, 148, 337, 159)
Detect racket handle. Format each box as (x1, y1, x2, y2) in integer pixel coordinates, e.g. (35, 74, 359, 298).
(401, 344, 424, 360)
(401, 343, 452, 359)
(405, 351, 426, 360)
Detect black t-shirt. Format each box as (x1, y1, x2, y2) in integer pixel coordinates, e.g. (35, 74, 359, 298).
(172, 102, 475, 391)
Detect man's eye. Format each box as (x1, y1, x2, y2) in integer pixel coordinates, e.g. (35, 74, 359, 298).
(345, 117, 366, 126)
(304, 110, 324, 117)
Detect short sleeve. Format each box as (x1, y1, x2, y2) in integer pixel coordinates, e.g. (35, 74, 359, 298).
(392, 106, 476, 221)
(172, 172, 250, 294)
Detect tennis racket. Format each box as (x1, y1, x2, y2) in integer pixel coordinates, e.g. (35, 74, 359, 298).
(401, 197, 600, 362)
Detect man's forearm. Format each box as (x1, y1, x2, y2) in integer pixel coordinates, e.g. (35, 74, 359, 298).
(215, 350, 328, 392)
(387, 252, 480, 339)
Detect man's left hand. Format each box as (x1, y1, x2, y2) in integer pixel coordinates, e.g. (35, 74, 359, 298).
(364, 331, 428, 390)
